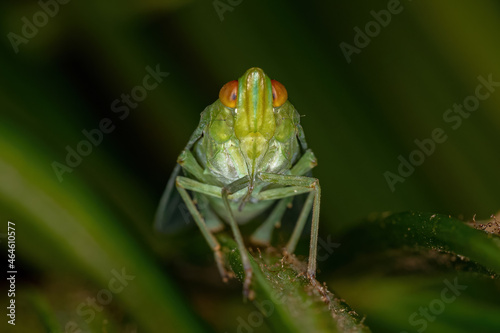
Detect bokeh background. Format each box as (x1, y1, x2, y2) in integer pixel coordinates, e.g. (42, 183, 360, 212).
(1, 0, 499, 332)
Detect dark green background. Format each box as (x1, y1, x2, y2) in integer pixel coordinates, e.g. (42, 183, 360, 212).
(1, 0, 499, 332)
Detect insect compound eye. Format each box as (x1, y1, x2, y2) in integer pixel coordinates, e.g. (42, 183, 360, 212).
(271, 79, 288, 107)
(219, 80, 238, 108)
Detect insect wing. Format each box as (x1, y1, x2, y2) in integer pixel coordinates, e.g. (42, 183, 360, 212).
(154, 164, 193, 233)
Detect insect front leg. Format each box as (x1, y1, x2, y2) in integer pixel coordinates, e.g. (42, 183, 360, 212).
(257, 173, 321, 280)
(220, 176, 255, 300)
(154, 147, 220, 233)
(176, 175, 254, 299)
(250, 149, 317, 245)
(175, 178, 230, 282)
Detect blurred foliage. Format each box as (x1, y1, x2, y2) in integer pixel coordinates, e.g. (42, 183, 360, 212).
(1, 0, 500, 332)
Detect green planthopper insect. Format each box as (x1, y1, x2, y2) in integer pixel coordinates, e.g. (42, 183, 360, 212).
(155, 67, 320, 299)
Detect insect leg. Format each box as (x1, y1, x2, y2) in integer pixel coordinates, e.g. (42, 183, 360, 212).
(154, 147, 221, 233)
(250, 149, 317, 245)
(221, 176, 255, 300)
(177, 176, 254, 297)
(257, 173, 321, 280)
(175, 178, 229, 282)
(290, 149, 317, 176)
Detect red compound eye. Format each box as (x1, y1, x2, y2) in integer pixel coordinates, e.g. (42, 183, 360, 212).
(219, 80, 238, 108)
(271, 79, 288, 107)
